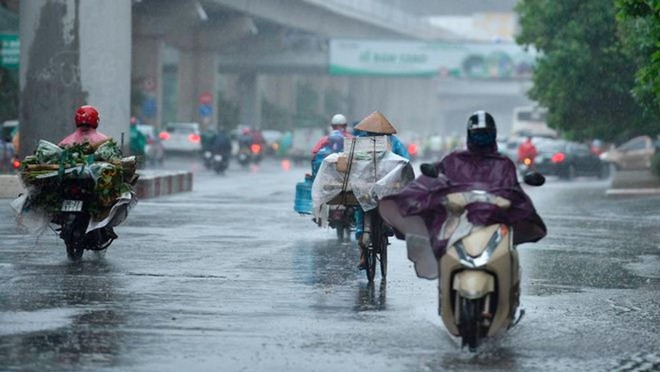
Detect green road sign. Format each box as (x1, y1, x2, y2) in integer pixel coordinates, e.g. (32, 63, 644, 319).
(0, 34, 19, 69)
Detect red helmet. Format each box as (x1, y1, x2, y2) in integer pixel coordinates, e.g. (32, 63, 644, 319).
(75, 105, 100, 128)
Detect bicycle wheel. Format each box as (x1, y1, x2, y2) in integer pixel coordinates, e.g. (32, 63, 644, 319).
(335, 222, 345, 241)
(371, 212, 388, 278)
(365, 244, 376, 282)
(379, 236, 388, 278)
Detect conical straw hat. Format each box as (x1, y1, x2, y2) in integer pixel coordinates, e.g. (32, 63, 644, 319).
(354, 111, 397, 134)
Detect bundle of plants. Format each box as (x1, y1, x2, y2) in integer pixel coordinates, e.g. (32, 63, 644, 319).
(18, 139, 137, 219)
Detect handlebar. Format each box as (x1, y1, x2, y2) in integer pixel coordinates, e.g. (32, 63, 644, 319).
(444, 190, 511, 212)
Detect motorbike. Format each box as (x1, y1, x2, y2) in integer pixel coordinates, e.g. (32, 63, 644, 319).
(250, 143, 263, 164)
(379, 166, 545, 350)
(327, 205, 355, 242)
(237, 146, 251, 167)
(203, 150, 213, 169)
(53, 179, 121, 261)
(212, 152, 229, 174)
(517, 157, 535, 176)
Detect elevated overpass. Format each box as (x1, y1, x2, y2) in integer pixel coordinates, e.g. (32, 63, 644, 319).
(131, 0, 532, 136)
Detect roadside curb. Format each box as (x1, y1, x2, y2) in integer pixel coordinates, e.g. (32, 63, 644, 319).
(606, 169, 660, 197)
(134, 171, 193, 199)
(0, 171, 193, 200)
(605, 188, 660, 196)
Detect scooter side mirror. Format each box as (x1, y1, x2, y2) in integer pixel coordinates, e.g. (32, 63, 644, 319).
(420, 163, 439, 178)
(523, 171, 545, 186)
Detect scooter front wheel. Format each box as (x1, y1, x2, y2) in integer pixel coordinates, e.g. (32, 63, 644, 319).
(459, 297, 483, 351)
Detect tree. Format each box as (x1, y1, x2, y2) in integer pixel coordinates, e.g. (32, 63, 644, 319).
(516, 0, 657, 142)
(616, 0, 660, 119)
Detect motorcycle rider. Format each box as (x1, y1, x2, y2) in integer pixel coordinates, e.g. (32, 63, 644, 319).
(238, 127, 252, 149)
(379, 111, 546, 276)
(352, 112, 410, 269)
(58, 105, 118, 241)
(311, 114, 353, 156)
(59, 105, 110, 147)
(211, 126, 232, 159)
(311, 130, 345, 180)
(129, 116, 147, 159)
(517, 136, 537, 168)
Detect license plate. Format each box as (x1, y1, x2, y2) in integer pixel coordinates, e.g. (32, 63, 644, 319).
(213, 154, 223, 161)
(61, 200, 83, 212)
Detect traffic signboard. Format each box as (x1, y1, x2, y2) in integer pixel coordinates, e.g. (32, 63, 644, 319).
(0, 34, 19, 70)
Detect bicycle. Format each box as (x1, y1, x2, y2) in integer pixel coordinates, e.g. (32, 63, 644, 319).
(361, 209, 388, 282)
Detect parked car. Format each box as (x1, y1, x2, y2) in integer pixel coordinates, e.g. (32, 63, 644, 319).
(137, 124, 165, 165)
(159, 122, 202, 153)
(534, 139, 608, 180)
(600, 135, 658, 171)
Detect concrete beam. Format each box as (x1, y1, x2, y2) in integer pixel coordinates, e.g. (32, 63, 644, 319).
(302, 0, 455, 40)
(133, 13, 254, 51)
(437, 79, 532, 97)
(217, 49, 327, 74)
(207, 0, 423, 40)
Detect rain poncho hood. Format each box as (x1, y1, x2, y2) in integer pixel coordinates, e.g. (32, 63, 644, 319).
(59, 127, 110, 147)
(381, 147, 546, 257)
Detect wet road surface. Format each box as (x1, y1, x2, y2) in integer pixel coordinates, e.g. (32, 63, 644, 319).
(1, 157, 658, 371)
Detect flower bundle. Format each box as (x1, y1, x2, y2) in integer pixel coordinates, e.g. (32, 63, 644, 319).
(19, 139, 137, 219)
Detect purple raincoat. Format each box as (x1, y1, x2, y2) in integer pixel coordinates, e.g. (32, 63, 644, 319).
(381, 144, 546, 257)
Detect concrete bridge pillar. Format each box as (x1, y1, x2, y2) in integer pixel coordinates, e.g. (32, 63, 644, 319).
(177, 48, 217, 130)
(19, 0, 131, 157)
(238, 72, 262, 129)
(132, 36, 162, 127)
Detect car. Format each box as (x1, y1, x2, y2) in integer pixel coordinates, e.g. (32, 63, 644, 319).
(159, 122, 202, 153)
(600, 135, 658, 170)
(534, 139, 608, 180)
(137, 124, 165, 165)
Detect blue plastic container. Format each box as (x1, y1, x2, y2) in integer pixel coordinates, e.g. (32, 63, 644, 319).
(294, 175, 313, 214)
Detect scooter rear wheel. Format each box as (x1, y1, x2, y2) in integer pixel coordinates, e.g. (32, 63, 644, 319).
(65, 240, 84, 261)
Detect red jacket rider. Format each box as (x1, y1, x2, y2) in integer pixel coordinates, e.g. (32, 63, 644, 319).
(517, 137, 538, 163)
(59, 105, 110, 147)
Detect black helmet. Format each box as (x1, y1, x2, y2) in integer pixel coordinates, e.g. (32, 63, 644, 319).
(466, 110, 497, 150)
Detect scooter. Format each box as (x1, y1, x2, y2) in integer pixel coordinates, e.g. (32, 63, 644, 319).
(203, 150, 213, 169)
(517, 157, 534, 176)
(250, 143, 263, 164)
(379, 166, 545, 351)
(237, 147, 251, 168)
(53, 179, 119, 261)
(212, 152, 229, 174)
(327, 205, 355, 242)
